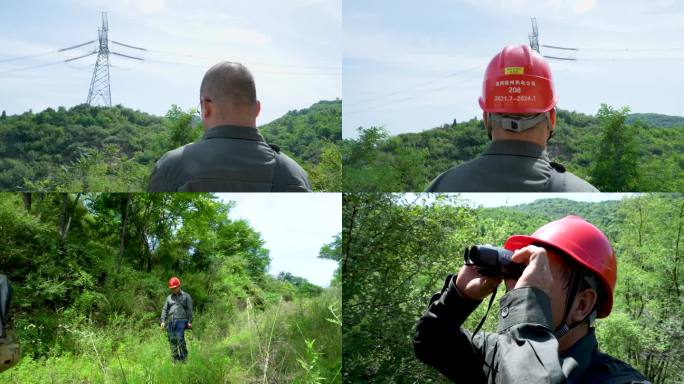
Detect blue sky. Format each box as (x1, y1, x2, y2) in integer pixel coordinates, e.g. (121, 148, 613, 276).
(217, 193, 341, 288)
(343, 0, 684, 137)
(0, 0, 341, 124)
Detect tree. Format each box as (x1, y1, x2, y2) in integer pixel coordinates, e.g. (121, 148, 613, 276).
(590, 104, 640, 191)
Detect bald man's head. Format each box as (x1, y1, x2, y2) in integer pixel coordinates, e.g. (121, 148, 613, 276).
(200, 62, 257, 107)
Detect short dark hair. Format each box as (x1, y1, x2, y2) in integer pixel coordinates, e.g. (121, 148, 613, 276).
(200, 62, 257, 105)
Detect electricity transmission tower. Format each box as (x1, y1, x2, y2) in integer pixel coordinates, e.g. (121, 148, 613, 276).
(529, 17, 540, 53)
(59, 12, 146, 107)
(528, 17, 578, 61)
(87, 12, 112, 106)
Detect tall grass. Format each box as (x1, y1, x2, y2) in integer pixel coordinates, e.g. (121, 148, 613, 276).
(5, 287, 341, 384)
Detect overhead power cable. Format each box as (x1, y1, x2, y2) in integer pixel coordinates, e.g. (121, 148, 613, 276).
(344, 64, 483, 108)
(0, 50, 59, 64)
(0, 60, 66, 75)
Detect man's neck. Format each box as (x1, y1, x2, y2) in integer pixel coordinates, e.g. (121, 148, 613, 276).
(205, 119, 256, 131)
(559, 323, 589, 355)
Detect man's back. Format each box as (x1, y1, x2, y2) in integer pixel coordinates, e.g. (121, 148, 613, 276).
(426, 140, 598, 192)
(148, 125, 311, 192)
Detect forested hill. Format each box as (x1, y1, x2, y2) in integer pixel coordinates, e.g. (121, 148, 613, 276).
(342, 106, 684, 192)
(626, 113, 684, 127)
(260, 99, 341, 163)
(1, 193, 341, 383)
(0, 99, 342, 192)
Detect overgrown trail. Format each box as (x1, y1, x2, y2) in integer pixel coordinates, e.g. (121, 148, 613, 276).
(6, 289, 341, 383)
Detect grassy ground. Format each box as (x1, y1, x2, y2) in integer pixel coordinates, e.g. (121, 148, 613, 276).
(6, 288, 341, 383)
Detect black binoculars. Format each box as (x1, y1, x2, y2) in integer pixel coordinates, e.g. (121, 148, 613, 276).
(463, 245, 526, 279)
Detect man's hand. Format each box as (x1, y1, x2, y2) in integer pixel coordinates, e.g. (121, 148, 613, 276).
(506, 245, 553, 296)
(455, 265, 502, 301)
(160, 322, 165, 330)
(186, 322, 192, 329)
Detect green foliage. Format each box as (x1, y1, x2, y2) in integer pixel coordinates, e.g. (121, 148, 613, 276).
(342, 193, 684, 383)
(0, 104, 168, 191)
(0, 192, 341, 382)
(342, 107, 684, 192)
(260, 100, 341, 164)
(0, 100, 342, 192)
(260, 100, 342, 192)
(590, 105, 640, 191)
(165, 104, 203, 149)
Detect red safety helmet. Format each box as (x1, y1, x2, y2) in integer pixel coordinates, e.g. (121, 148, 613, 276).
(479, 45, 557, 114)
(503, 215, 616, 318)
(168, 277, 181, 289)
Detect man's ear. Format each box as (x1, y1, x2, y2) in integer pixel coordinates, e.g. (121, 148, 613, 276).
(570, 288, 597, 323)
(483, 112, 492, 140)
(550, 108, 557, 129)
(255, 100, 261, 118)
(203, 100, 212, 119)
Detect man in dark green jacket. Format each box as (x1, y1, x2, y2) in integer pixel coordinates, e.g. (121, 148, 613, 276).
(414, 216, 649, 383)
(426, 45, 597, 192)
(148, 61, 311, 192)
(0, 275, 20, 373)
(161, 277, 193, 363)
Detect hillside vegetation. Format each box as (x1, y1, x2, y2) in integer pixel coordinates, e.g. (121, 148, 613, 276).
(0, 100, 341, 192)
(1, 192, 341, 383)
(342, 105, 684, 192)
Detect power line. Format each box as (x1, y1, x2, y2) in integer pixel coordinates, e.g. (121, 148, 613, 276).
(344, 75, 481, 115)
(0, 50, 59, 64)
(0, 60, 65, 75)
(147, 48, 339, 71)
(344, 64, 482, 108)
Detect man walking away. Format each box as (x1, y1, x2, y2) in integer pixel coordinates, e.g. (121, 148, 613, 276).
(160, 277, 193, 363)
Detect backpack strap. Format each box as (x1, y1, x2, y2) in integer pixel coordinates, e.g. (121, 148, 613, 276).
(548, 161, 568, 191)
(269, 143, 289, 192)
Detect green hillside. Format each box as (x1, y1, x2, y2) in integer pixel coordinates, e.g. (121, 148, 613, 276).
(0, 100, 341, 192)
(342, 107, 684, 192)
(627, 113, 684, 127)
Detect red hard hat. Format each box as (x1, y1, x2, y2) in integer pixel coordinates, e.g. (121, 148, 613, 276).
(479, 45, 557, 114)
(503, 215, 616, 318)
(168, 277, 181, 289)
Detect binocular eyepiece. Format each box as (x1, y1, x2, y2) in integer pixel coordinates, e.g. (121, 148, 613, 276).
(463, 245, 525, 279)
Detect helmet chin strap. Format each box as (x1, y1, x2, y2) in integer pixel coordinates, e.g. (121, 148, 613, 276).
(554, 270, 598, 339)
(554, 269, 583, 339)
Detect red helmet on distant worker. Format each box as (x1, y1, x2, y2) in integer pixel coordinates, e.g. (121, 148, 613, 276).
(479, 45, 557, 114)
(168, 277, 181, 289)
(503, 215, 617, 318)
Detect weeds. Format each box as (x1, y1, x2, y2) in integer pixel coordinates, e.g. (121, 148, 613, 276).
(6, 288, 341, 383)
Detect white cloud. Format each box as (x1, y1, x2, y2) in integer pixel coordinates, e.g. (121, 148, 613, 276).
(140, 0, 166, 14)
(572, 0, 596, 14)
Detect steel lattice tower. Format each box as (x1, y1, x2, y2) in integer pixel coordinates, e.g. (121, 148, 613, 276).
(86, 12, 112, 106)
(529, 17, 540, 53)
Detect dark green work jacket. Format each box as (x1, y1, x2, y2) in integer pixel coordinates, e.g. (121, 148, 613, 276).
(414, 275, 650, 383)
(160, 290, 193, 324)
(425, 140, 599, 192)
(148, 125, 311, 192)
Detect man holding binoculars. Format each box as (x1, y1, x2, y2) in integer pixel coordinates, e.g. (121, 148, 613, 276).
(414, 216, 649, 383)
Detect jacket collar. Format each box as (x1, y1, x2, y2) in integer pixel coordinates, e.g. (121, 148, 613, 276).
(561, 328, 598, 382)
(202, 125, 264, 142)
(482, 140, 549, 160)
